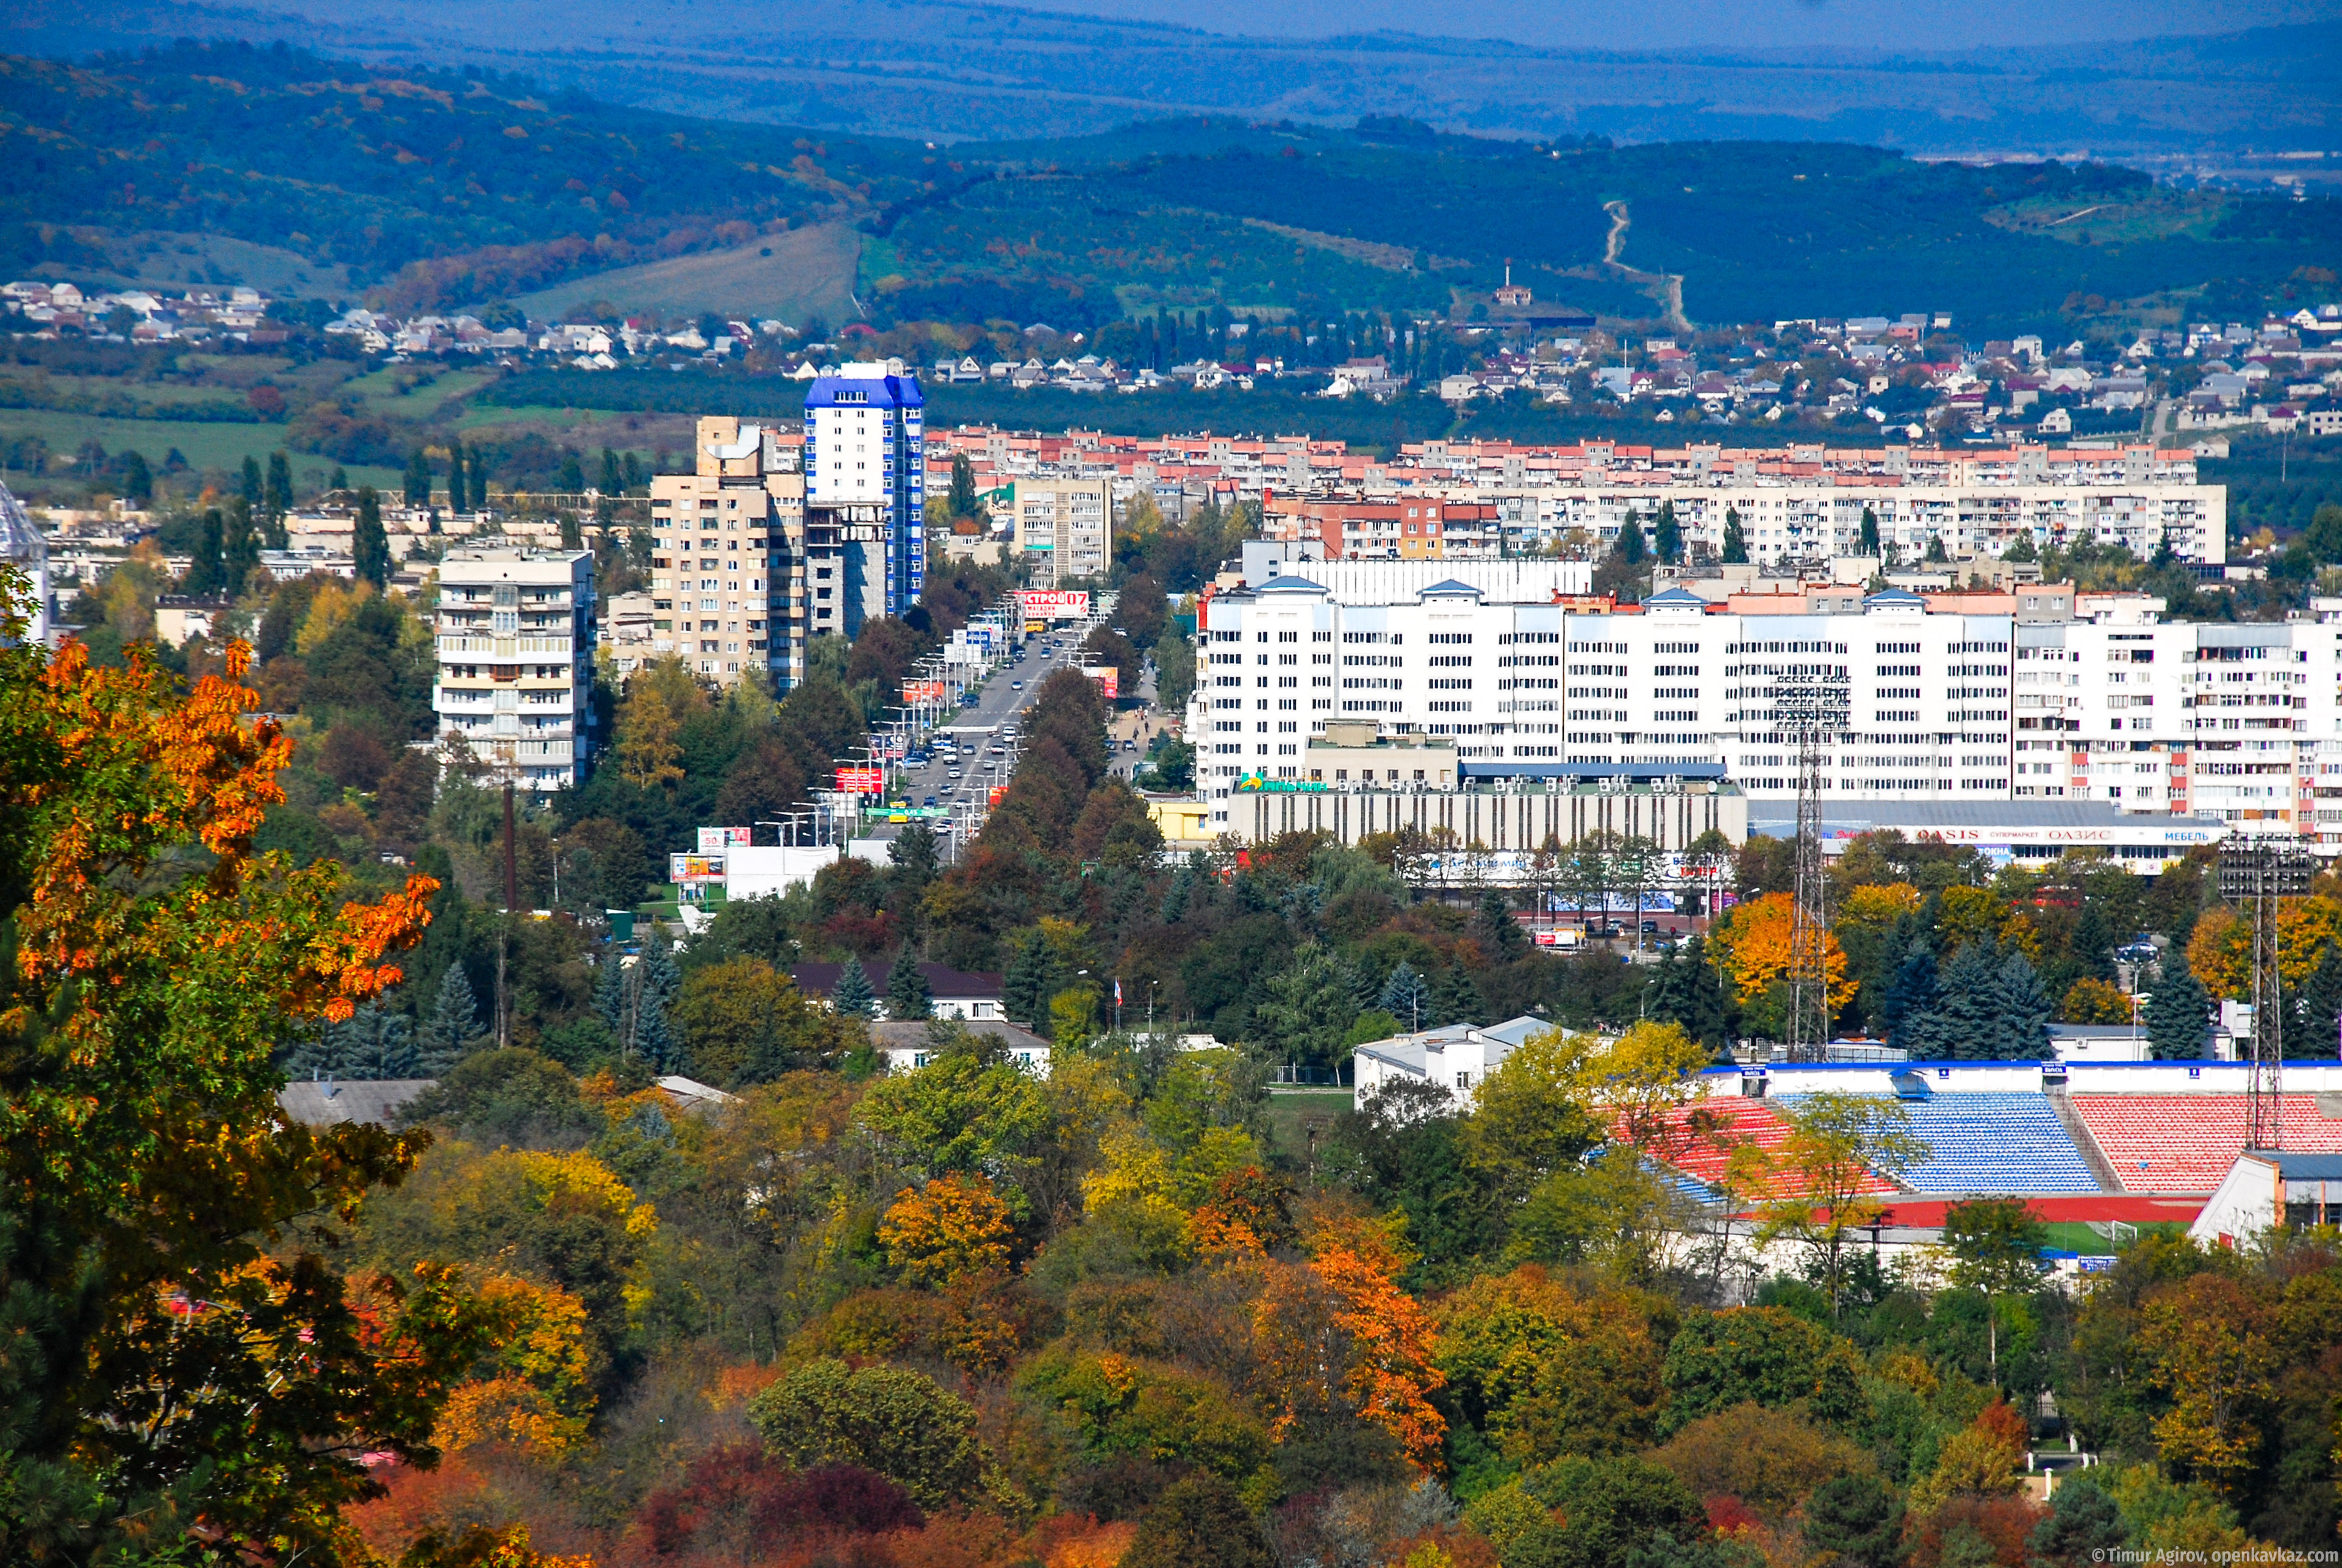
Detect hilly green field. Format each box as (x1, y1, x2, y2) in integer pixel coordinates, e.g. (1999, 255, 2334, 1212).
(4, 43, 2337, 338)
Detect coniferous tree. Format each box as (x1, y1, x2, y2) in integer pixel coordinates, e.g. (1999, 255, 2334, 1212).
(326, 1003, 418, 1079)
(1857, 506, 1880, 557)
(2292, 942, 2342, 1061)
(831, 954, 877, 1020)
(328, 464, 348, 491)
(1615, 512, 1649, 568)
(1993, 952, 2054, 1060)
(1653, 499, 1682, 564)
(1722, 506, 1749, 564)
(2146, 961, 2212, 1060)
(1910, 940, 2001, 1060)
(1002, 929, 1056, 1029)
(633, 943, 684, 1069)
(559, 452, 585, 493)
(884, 943, 934, 1021)
(1880, 948, 1939, 1055)
(418, 962, 482, 1075)
(240, 454, 263, 507)
(600, 446, 623, 495)
(403, 448, 432, 506)
(1428, 965, 1483, 1028)
(1647, 936, 1728, 1047)
(447, 442, 467, 512)
(1476, 889, 1530, 964)
(1379, 961, 1430, 1031)
(352, 487, 389, 589)
(123, 449, 152, 506)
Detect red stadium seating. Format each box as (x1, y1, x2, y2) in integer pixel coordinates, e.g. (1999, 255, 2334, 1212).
(2071, 1095, 2342, 1193)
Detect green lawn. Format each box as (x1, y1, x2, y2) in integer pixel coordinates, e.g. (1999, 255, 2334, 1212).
(0, 409, 399, 491)
(2039, 1220, 2190, 1255)
(339, 366, 503, 421)
(1263, 1088, 1353, 1163)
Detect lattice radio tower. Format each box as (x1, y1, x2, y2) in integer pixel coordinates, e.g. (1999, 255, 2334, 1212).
(1775, 664, 1849, 1062)
(2219, 842, 2315, 1150)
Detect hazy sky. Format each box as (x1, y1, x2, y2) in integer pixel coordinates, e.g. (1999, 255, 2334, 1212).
(995, 0, 2340, 50)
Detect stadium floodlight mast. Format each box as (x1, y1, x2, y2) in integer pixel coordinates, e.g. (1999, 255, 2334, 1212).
(2219, 842, 2315, 1150)
(1771, 660, 1850, 1064)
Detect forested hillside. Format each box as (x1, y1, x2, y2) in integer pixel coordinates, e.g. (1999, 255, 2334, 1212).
(6, 43, 2338, 334)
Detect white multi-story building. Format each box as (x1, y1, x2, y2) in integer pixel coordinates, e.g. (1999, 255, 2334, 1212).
(649, 418, 807, 687)
(1014, 477, 1112, 587)
(1186, 579, 2342, 851)
(434, 546, 595, 791)
(804, 360, 925, 628)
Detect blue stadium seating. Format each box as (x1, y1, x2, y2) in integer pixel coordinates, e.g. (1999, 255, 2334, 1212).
(1778, 1092, 2104, 1195)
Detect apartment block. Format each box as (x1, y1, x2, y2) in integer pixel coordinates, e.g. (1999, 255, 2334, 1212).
(648, 418, 807, 687)
(1185, 580, 2342, 851)
(434, 546, 595, 792)
(804, 361, 925, 630)
(1013, 477, 1112, 586)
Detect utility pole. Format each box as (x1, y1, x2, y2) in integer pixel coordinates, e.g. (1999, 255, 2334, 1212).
(498, 781, 515, 1051)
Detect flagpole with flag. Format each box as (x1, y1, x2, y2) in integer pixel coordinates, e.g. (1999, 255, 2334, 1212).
(1114, 977, 1123, 1033)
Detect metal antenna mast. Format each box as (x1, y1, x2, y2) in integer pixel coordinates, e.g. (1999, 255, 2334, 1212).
(1774, 658, 1849, 1062)
(2219, 843, 2313, 1150)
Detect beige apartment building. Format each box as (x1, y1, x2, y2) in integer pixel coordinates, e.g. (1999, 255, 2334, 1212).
(648, 418, 808, 688)
(434, 546, 595, 792)
(1014, 477, 1112, 587)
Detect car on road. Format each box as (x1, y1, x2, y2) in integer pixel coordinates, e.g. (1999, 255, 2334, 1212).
(1640, 920, 1661, 934)
(922, 795, 938, 807)
(1011, 680, 1023, 690)
(947, 768, 962, 779)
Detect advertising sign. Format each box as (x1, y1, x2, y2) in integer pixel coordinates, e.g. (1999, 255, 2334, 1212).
(1019, 589, 1090, 621)
(670, 853, 726, 883)
(836, 767, 885, 795)
(903, 680, 948, 703)
(989, 784, 1009, 808)
(697, 826, 751, 852)
(1080, 665, 1119, 700)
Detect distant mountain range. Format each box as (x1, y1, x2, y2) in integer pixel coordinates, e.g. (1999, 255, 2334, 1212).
(8, 0, 2338, 158)
(3, 41, 2337, 337)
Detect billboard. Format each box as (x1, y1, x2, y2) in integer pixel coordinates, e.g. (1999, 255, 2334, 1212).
(670, 853, 726, 883)
(697, 826, 752, 852)
(1080, 664, 1120, 700)
(904, 680, 947, 703)
(836, 767, 885, 795)
(1019, 590, 1090, 621)
(989, 784, 1009, 807)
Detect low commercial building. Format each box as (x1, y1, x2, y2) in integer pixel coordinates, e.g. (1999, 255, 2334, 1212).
(2191, 1151, 2342, 1246)
(433, 546, 595, 791)
(1741, 798, 2227, 875)
(1352, 1016, 1555, 1104)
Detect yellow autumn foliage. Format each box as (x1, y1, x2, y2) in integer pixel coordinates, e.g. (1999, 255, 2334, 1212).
(1710, 892, 1854, 1011)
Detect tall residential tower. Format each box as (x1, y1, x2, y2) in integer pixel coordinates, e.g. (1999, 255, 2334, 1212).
(803, 360, 924, 634)
(648, 418, 807, 687)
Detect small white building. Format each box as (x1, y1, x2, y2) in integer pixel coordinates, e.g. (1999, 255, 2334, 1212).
(1351, 1015, 1556, 1106)
(2190, 1150, 2342, 1247)
(433, 546, 596, 792)
(870, 1019, 1051, 1076)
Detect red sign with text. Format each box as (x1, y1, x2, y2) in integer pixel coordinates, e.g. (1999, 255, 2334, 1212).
(836, 767, 885, 795)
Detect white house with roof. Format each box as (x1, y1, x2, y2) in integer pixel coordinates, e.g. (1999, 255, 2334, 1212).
(1351, 1015, 1558, 1105)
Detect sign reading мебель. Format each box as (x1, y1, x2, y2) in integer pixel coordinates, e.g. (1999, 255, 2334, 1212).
(1019, 590, 1090, 621)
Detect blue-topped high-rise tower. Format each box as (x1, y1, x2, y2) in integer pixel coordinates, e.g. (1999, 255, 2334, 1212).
(803, 360, 924, 635)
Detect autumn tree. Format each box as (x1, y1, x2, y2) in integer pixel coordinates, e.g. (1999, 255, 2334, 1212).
(1730, 1092, 1927, 1317)
(0, 587, 489, 1560)
(879, 1174, 1015, 1286)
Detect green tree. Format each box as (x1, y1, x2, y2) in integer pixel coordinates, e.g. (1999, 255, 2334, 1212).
(1733, 1093, 1926, 1316)
(1252, 942, 1364, 1071)
(1001, 928, 1058, 1031)
(2146, 961, 2211, 1059)
(1802, 1473, 1907, 1568)
(1658, 1308, 1869, 1434)
(748, 1358, 986, 1511)
(1477, 888, 1530, 963)
(885, 942, 935, 1021)
(600, 446, 622, 495)
(122, 448, 151, 505)
(2028, 1475, 2128, 1567)
(671, 957, 844, 1085)
(223, 500, 260, 596)
(185, 507, 226, 596)
(1941, 1197, 2047, 1387)
(240, 453, 262, 506)
(1517, 1455, 1707, 1568)
(1858, 505, 1881, 556)
(1615, 512, 1649, 567)
(948, 453, 981, 518)
(1653, 499, 1681, 565)
(418, 960, 482, 1075)
(448, 442, 468, 512)
(353, 485, 390, 589)
(832, 954, 876, 1018)
(264, 449, 293, 526)
(1378, 960, 1430, 1031)
(1722, 506, 1748, 564)
(1123, 1473, 1274, 1568)
(404, 447, 432, 506)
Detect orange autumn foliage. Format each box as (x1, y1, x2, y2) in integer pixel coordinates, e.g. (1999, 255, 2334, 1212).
(1257, 1215, 1448, 1473)
(1711, 892, 1853, 1012)
(882, 1173, 1017, 1286)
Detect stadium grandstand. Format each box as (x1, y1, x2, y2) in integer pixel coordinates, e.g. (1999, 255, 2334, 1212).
(1636, 1061, 2342, 1227)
